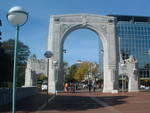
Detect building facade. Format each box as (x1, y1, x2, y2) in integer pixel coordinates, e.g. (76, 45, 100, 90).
(111, 15, 150, 80)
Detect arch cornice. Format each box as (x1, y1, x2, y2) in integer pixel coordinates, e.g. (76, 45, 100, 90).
(51, 13, 115, 24)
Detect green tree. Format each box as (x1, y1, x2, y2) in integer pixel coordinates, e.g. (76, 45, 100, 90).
(37, 73, 47, 81)
(2, 39, 30, 63)
(0, 42, 12, 87)
(65, 64, 78, 82)
(0, 39, 30, 87)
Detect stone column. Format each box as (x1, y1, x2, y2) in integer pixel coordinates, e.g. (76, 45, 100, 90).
(103, 67, 118, 93)
(48, 17, 62, 93)
(24, 68, 32, 87)
(102, 19, 119, 93)
(128, 68, 139, 92)
(47, 59, 56, 93)
(56, 66, 64, 92)
(24, 68, 35, 87)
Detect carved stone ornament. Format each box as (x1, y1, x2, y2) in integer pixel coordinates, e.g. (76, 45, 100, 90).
(81, 15, 88, 26)
(95, 24, 107, 37)
(125, 55, 137, 64)
(60, 24, 74, 36)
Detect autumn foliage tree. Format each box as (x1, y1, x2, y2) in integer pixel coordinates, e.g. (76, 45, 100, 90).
(37, 73, 47, 81)
(74, 62, 89, 81)
(65, 62, 98, 82)
(74, 62, 98, 81)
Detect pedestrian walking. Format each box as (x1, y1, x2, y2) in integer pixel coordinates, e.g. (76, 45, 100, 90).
(70, 83, 75, 93)
(93, 83, 96, 92)
(64, 82, 69, 93)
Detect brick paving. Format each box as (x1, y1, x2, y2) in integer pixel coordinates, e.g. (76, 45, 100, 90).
(1, 92, 53, 113)
(41, 92, 150, 113)
(1, 91, 150, 113)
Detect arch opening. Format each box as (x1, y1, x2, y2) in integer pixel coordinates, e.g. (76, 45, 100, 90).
(62, 28, 104, 92)
(119, 74, 129, 92)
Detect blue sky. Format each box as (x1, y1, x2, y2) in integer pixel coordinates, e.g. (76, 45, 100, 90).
(0, 0, 150, 65)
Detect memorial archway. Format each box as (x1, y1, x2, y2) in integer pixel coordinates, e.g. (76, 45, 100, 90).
(47, 14, 119, 93)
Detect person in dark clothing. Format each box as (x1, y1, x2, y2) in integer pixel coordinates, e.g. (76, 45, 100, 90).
(93, 83, 96, 92)
(88, 83, 92, 92)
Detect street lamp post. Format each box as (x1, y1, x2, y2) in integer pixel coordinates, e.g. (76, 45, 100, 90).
(44, 51, 53, 105)
(7, 6, 28, 113)
(53, 60, 58, 95)
(100, 50, 104, 77)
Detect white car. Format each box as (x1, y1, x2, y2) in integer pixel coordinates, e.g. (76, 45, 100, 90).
(41, 82, 48, 91)
(140, 85, 145, 89)
(145, 86, 150, 90)
(80, 83, 88, 89)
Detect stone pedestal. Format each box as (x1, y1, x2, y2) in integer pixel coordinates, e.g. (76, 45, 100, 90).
(24, 68, 32, 87)
(128, 76, 139, 92)
(48, 81, 56, 93)
(103, 67, 118, 93)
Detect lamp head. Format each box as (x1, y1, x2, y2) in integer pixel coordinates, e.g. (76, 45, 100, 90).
(44, 51, 53, 58)
(7, 6, 28, 27)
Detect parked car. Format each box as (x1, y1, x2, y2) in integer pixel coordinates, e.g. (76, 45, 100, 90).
(140, 85, 146, 89)
(145, 86, 150, 90)
(79, 83, 88, 89)
(41, 82, 47, 91)
(82, 84, 88, 89)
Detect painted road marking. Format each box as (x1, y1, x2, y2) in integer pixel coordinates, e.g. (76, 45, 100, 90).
(89, 96, 122, 113)
(37, 95, 55, 111)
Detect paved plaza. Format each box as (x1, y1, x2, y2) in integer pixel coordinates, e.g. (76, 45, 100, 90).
(1, 92, 150, 113)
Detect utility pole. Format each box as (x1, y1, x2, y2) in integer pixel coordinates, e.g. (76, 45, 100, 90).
(0, 19, 2, 40)
(0, 18, 2, 87)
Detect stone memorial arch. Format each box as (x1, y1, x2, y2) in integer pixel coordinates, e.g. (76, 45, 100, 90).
(47, 14, 119, 93)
